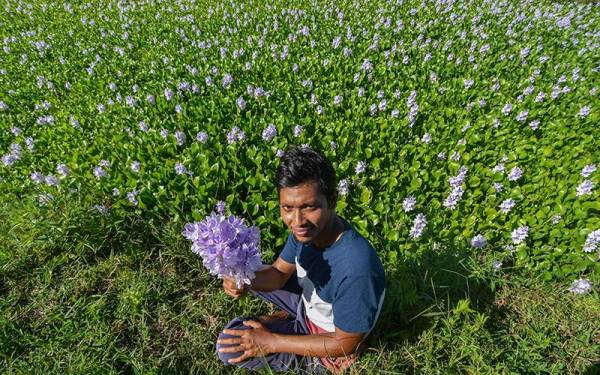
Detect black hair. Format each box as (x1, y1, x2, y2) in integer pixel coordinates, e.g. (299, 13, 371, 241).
(276, 145, 337, 208)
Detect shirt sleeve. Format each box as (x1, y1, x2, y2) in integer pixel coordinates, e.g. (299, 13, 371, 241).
(278, 233, 298, 264)
(333, 275, 385, 334)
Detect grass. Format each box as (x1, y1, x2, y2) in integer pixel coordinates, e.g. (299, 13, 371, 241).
(1, 192, 598, 374)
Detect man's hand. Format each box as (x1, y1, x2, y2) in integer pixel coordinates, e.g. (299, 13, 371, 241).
(222, 277, 248, 299)
(217, 320, 276, 363)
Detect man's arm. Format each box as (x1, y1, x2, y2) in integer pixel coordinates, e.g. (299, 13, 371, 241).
(222, 256, 295, 297)
(218, 320, 365, 363)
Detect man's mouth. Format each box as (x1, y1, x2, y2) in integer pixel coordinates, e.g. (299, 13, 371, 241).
(293, 227, 312, 237)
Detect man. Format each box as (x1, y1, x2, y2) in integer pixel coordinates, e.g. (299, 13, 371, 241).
(216, 145, 386, 373)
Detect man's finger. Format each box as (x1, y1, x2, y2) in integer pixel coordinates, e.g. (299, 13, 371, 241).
(228, 350, 252, 364)
(218, 345, 245, 353)
(222, 328, 248, 336)
(243, 320, 263, 329)
(216, 337, 241, 345)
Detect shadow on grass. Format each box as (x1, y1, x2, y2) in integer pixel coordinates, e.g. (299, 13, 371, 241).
(369, 244, 500, 352)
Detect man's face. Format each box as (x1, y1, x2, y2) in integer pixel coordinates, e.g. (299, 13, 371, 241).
(279, 180, 335, 244)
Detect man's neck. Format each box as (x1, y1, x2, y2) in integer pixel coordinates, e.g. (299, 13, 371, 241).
(312, 215, 344, 249)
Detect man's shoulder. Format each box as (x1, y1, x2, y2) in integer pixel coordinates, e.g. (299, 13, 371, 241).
(331, 220, 384, 277)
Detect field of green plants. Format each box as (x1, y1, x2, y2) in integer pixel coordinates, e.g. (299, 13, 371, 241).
(1, 0, 598, 373)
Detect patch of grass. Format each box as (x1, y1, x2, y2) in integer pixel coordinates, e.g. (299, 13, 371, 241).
(1, 195, 598, 374)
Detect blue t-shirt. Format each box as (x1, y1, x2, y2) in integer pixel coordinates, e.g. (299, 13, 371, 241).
(279, 217, 386, 334)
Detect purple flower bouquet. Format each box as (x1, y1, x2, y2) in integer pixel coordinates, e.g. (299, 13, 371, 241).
(182, 212, 263, 288)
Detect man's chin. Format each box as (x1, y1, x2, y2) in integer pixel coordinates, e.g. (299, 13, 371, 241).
(293, 234, 313, 243)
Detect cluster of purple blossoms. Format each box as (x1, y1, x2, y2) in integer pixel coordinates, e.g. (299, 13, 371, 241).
(127, 189, 139, 205)
(56, 164, 69, 177)
(568, 279, 592, 295)
(196, 131, 208, 143)
(406, 90, 419, 127)
(511, 226, 529, 245)
(2, 143, 22, 167)
(130, 161, 141, 173)
(576, 180, 594, 197)
(355, 161, 366, 175)
(175, 131, 186, 146)
(262, 124, 277, 141)
(500, 198, 516, 214)
(227, 127, 245, 144)
(182, 212, 263, 288)
(222, 74, 233, 89)
(444, 166, 468, 209)
(581, 164, 597, 178)
(409, 213, 427, 239)
(92, 204, 109, 215)
(402, 196, 416, 212)
(293, 125, 303, 137)
(236, 96, 246, 110)
(578, 106, 590, 118)
(508, 166, 523, 181)
(583, 229, 600, 253)
(338, 179, 349, 196)
(175, 163, 189, 176)
(471, 234, 487, 249)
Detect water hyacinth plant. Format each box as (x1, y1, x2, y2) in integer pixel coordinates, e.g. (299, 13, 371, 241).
(182, 211, 263, 289)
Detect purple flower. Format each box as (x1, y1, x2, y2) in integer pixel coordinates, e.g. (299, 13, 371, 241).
(92, 204, 109, 215)
(568, 279, 592, 294)
(93, 166, 107, 179)
(45, 174, 59, 186)
(551, 214, 562, 224)
(138, 121, 149, 132)
(576, 180, 593, 197)
(276, 149, 284, 158)
(492, 260, 502, 272)
(236, 96, 246, 110)
(164, 88, 174, 101)
(501, 103, 512, 116)
(338, 179, 349, 196)
(215, 201, 226, 215)
(403, 196, 416, 212)
(581, 164, 596, 178)
(227, 127, 245, 144)
(421, 133, 431, 144)
(160, 129, 169, 138)
(583, 229, 600, 253)
(175, 131, 186, 146)
(127, 190, 139, 205)
(175, 163, 190, 176)
(293, 125, 303, 137)
(31, 171, 44, 184)
(508, 167, 523, 181)
(182, 213, 263, 288)
(222, 74, 233, 89)
(196, 131, 208, 143)
(578, 106, 590, 118)
(409, 213, 427, 239)
(131, 161, 141, 173)
(262, 124, 277, 141)
(511, 226, 529, 245)
(500, 199, 515, 213)
(493, 182, 504, 193)
(471, 234, 487, 249)
(529, 120, 540, 130)
(56, 164, 69, 177)
(355, 161, 366, 174)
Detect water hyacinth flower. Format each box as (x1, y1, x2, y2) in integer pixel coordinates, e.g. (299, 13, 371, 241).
(492, 260, 502, 272)
(581, 164, 596, 178)
(276, 149, 285, 158)
(402, 196, 416, 212)
(508, 166, 523, 181)
(568, 279, 592, 295)
(93, 166, 107, 179)
(409, 213, 427, 239)
(127, 189, 139, 205)
(471, 234, 487, 249)
(551, 214, 562, 225)
(236, 96, 246, 110)
(175, 163, 189, 176)
(131, 161, 141, 173)
(511, 226, 529, 245)
(56, 164, 69, 177)
(293, 125, 303, 137)
(196, 131, 208, 143)
(576, 180, 593, 197)
(182, 213, 263, 288)
(355, 161, 366, 174)
(583, 229, 600, 253)
(262, 124, 277, 141)
(31, 171, 44, 184)
(338, 179, 349, 196)
(227, 127, 246, 144)
(175, 131, 186, 145)
(500, 198, 515, 213)
(45, 174, 59, 186)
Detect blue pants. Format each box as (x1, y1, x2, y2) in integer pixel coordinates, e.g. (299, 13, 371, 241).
(216, 274, 326, 373)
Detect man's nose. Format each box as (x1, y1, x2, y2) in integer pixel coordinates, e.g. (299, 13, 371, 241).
(292, 209, 305, 226)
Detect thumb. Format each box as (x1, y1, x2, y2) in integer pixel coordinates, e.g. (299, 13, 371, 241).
(243, 320, 264, 329)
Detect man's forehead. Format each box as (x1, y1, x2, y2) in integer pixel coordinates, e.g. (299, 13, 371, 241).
(278, 181, 323, 203)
